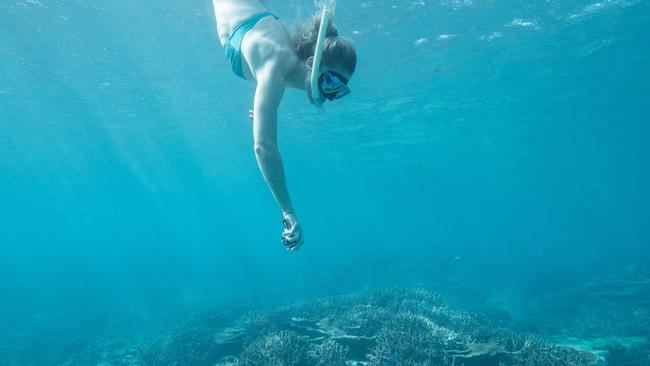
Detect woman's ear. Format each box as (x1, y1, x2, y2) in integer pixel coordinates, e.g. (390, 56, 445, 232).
(306, 56, 314, 70)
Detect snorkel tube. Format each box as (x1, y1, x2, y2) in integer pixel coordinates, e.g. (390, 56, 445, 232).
(310, 1, 336, 104)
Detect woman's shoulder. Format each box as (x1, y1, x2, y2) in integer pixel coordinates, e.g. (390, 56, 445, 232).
(249, 42, 299, 80)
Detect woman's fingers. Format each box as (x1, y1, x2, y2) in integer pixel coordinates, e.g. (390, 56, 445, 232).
(282, 231, 303, 247)
(285, 236, 304, 251)
(280, 215, 302, 251)
(283, 232, 301, 243)
(282, 237, 300, 249)
(283, 223, 300, 236)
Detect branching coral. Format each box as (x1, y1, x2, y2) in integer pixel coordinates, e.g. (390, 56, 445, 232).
(499, 336, 595, 366)
(239, 330, 307, 366)
(367, 311, 450, 366)
(329, 303, 393, 337)
(307, 339, 349, 366)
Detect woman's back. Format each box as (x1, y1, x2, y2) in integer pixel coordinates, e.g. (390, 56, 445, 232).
(212, 0, 271, 46)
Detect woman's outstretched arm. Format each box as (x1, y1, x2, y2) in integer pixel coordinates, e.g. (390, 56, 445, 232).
(253, 67, 305, 250)
(252, 67, 294, 215)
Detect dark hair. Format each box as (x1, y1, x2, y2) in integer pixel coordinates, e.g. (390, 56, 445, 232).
(291, 15, 357, 74)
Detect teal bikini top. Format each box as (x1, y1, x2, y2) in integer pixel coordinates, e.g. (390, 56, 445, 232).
(225, 12, 278, 79)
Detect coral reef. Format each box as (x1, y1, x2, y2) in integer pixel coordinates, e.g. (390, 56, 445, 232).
(225, 288, 596, 366)
(52, 286, 649, 365)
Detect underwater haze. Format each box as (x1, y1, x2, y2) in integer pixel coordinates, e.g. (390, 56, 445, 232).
(1, 0, 649, 365)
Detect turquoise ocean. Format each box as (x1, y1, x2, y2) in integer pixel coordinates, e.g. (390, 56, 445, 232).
(1, 0, 649, 365)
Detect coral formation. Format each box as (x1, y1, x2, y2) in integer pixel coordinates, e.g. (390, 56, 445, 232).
(367, 312, 448, 365)
(239, 330, 307, 366)
(306, 339, 348, 366)
(499, 337, 597, 366)
(51, 286, 649, 365)
(224, 288, 596, 366)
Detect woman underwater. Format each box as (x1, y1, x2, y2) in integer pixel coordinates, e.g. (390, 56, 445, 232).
(212, 0, 357, 251)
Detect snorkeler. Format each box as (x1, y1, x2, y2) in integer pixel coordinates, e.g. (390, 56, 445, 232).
(211, 1, 357, 251)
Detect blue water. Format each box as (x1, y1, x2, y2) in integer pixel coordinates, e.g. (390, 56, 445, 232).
(1, 0, 649, 364)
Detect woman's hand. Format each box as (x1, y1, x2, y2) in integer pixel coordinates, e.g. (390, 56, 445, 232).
(282, 212, 304, 252)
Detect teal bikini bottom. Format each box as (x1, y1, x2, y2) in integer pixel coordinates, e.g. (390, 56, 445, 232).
(225, 12, 278, 79)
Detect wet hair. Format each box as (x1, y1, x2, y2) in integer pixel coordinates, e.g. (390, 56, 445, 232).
(291, 15, 357, 74)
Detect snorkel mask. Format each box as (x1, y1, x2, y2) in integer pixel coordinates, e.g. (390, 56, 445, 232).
(310, 1, 351, 103)
(318, 70, 350, 101)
